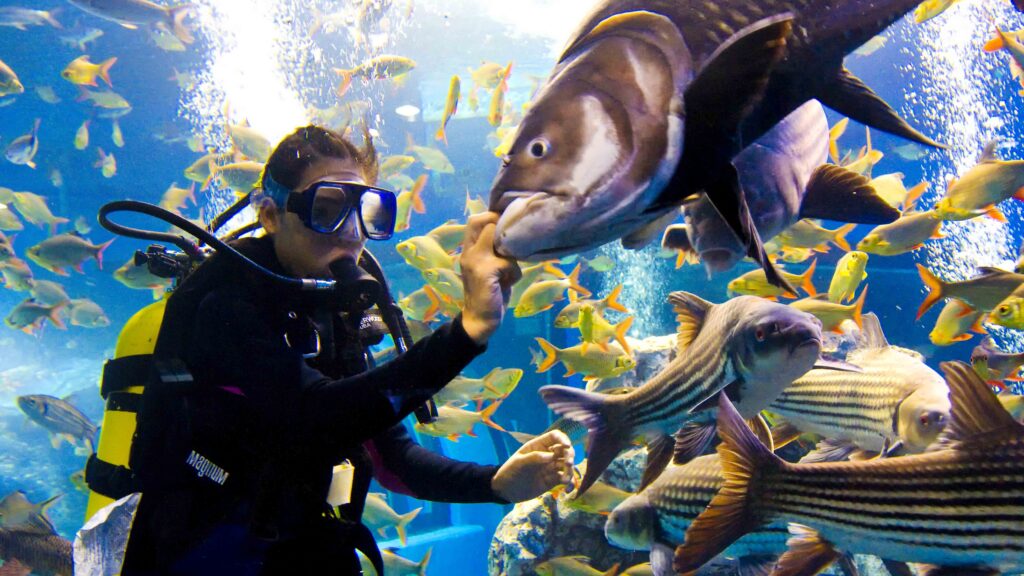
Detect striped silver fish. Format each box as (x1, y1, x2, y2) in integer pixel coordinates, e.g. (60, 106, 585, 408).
(606, 453, 791, 576)
(769, 343, 949, 456)
(540, 292, 822, 495)
(675, 361, 1024, 575)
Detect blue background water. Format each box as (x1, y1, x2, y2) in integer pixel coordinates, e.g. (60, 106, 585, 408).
(0, 0, 1023, 574)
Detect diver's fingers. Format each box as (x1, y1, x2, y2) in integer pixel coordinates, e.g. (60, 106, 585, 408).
(462, 212, 499, 251)
(521, 429, 571, 454)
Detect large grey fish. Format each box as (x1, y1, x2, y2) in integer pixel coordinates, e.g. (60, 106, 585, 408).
(66, 0, 192, 44)
(769, 313, 950, 458)
(0, 528, 72, 576)
(677, 101, 897, 276)
(16, 394, 97, 455)
(0, 8, 61, 30)
(489, 0, 940, 290)
(540, 292, 822, 496)
(916, 264, 1024, 319)
(675, 362, 1024, 576)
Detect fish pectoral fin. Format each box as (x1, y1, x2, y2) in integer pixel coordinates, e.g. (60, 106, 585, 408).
(639, 433, 675, 490)
(817, 67, 945, 149)
(772, 524, 842, 576)
(737, 554, 779, 576)
(799, 164, 900, 224)
(799, 438, 859, 463)
(672, 419, 718, 465)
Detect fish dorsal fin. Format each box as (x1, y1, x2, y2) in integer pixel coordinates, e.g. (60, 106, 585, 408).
(859, 312, 889, 348)
(667, 291, 714, 354)
(808, 294, 830, 301)
(977, 266, 1011, 276)
(979, 140, 999, 163)
(937, 361, 1023, 446)
(560, 11, 686, 65)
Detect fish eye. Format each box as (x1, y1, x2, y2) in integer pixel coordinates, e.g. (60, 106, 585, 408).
(999, 305, 1011, 316)
(755, 327, 766, 342)
(528, 138, 550, 159)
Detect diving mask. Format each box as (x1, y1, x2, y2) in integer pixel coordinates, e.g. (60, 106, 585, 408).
(262, 170, 397, 240)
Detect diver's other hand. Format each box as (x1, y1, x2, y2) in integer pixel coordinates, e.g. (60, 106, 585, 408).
(459, 212, 521, 345)
(491, 430, 574, 503)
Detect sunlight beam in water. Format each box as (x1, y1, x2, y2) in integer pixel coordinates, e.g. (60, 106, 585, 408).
(905, 0, 1024, 350)
(184, 0, 308, 146)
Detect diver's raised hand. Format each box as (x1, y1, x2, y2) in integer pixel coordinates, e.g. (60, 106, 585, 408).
(459, 212, 521, 345)
(491, 430, 574, 503)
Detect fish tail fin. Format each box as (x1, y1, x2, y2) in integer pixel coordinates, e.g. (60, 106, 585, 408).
(417, 547, 432, 576)
(566, 263, 591, 298)
(334, 68, 354, 97)
(601, 563, 621, 576)
(395, 506, 421, 546)
(168, 5, 194, 44)
(828, 117, 848, 164)
(986, 206, 1008, 223)
(672, 394, 781, 574)
(411, 175, 427, 214)
(604, 284, 629, 313)
(970, 315, 987, 334)
(94, 238, 115, 270)
(801, 258, 818, 296)
(850, 285, 868, 329)
(916, 264, 946, 320)
(613, 316, 633, 355)
(543, 262, 567, 279)
(984, 30, 1005, 52)
(434, 126, 448, 145)
(539, 384, 626, 495)
(98, 57, 117, 88)
(49, 217, 70, 236)
(38, 493, 62, 516)
(421, 285, 441, 322)
(903, 181, 929, 211)
(534, 337, 559, 373)
(832, 223, 856, 252)
(43, 8, 62, 29)
(48, 303, 66, 330)
(480, 400, 505, 432)
(308, 7, 325, 37)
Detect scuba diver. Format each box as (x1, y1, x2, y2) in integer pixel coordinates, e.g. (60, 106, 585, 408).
(104, 125, 573, 575)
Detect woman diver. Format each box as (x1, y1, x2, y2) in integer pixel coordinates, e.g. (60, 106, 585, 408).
(117, 125, 574, 575)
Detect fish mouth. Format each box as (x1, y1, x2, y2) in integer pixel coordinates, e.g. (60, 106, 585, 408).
(792, 336, 822, 353)
(491, 190, 545, 214)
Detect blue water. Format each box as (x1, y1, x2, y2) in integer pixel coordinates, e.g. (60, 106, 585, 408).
(1, 1, 1023, 574)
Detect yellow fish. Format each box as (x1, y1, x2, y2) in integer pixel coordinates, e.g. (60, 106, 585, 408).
(426, 220, 466, 253)
(111, 119, 124, 148)
(828, 251, 868, 303)
(362, 492, 421, 546)
(465, 190, 487, 216)
(435, 75, 460, 145)
(989, 285, 1024, 330)
(857, 210, 943, 256)
(0, 58, 23, 97)
(828, 117, 849, 164)
(394, 174, 427, 234)
(728, 260, 817, 300)
(487, 62, 513, 127)
(422, 267, 463, 304)
(435, 367, 523, 406)
(554, 284, 630, 328)
(76, 87, 131, 110)
(930, 299, 985, 345)
(578, 304, 633, 354)
(511, 261, 566, 309)
(535, 555, 620, 576)
(94, 147, 116, 178)
(914, 0, 959, 23)
(396, 236, 454, 271)
(210, 161, 262, 195)
(933, 141, 1024, 222)
(10, 192, 68, 233)
(379, 155, 416, 179)
(790, 287, 867, 333)
(74, 119, 90, 150)
(534, 337, 636, 381)
(413, 402, 505, 441)
(61, 55, 117, 87)
(776, 220, 856, 252)
(514, 263, 590, 318)
(334, 55, 416, 96)
(397, 285, 441, 323)
(158, 182, 196, 215)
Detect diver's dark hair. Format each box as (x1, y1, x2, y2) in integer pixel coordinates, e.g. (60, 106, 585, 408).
(261, 124, 379, 194)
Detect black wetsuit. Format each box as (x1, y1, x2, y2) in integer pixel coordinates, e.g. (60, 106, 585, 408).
(122, 235, 506, 575)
